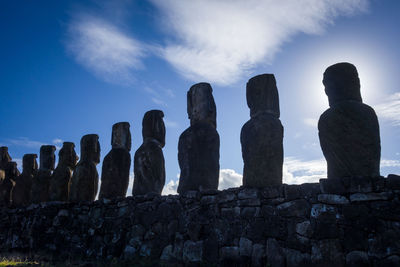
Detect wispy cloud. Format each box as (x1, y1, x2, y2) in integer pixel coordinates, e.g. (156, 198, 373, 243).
(375, 92, 400, 126)
(164, 119, 178, 128)
(2, 137, 62, 150)
(151, 0, 368, 85)
(66, 14, 146, 86)
(381, 159, 400, 168)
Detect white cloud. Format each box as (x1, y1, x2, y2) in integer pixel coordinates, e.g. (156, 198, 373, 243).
(218, 169, 242, 190)
(381, 159, 400, 168)
(127, 171, 134, 196)
(283, 157, 327, 184)
(67, 14, 146, 86)
(151, 0, 368, 85)
(162, 179, 179, 195)
(303, 118, 319, 128)
(52, 138, 63, 145)
(164, 119, 179, 128)
(374, 92, 400, 126)
(5, 137, 45, 149)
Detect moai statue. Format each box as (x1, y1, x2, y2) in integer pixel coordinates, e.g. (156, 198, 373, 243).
(49, 142, 78, 201)
(31, 145, 56, 203)
(69, 134, 100, 202)
(177, 83, 220, 194)
(241, 74, 284, 187)
(318, 62, 381, 179)
(133, 111, 165, 195)
(12, 154, 38, 206)
(0, 146, 12, 170)
(0, 162, 17, 206)
(99, 122, 131, 199)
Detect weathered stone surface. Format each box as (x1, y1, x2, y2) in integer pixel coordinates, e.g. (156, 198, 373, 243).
(345, 251, 369, 266)
(49, 142, 78, 202)
(350, 192, 390, 202)
(100, 122, 131, 199)
(241, 74, 283, 187)
(133, 111, 165, 196)
(0, 146, 12, 169)
(182, 240, 203, 262)
(31, 145, 56, 203)
(318, 62, 381, 179)
(311, 239, 344, 265)
(266, 238, 285, 267)
(12, 154, 38, 206)
(317, 194, 349, 205)
(178, 83, 220, 194)
(69, 134, 100, 202)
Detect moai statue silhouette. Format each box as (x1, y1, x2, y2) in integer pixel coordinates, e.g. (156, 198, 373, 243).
(0, 146, 12, 170)
(241, 74, 284, 187)
(133, 110, 165, 195)
(49, 142, 78, 201)
(0, 162, 17, 206)
(178, 83, 220, 194)
(99, 122, 131, 199)
(31, 145, 56, 203)
(318, 62, 381, 179)
(12, 154, 38, 206)
(69, 134, 100, 202)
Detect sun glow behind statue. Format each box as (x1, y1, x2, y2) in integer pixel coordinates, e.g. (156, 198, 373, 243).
(299, 42, 388, 115)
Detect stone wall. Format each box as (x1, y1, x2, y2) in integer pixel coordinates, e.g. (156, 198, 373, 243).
(1, 175, 400, 266)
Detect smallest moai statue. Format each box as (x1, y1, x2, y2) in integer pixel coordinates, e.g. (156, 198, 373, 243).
(31, 145, 56, 203)
(99, 122, 131, 199)
(133, 110, 166, 196)
(0, 162, 18, 206)
(0, 146, 12, 170)
(69, 134, 100, 202)
(49, 142, 78, 201)
(12, 154, 38, 206)
(241, 74, 284, 187)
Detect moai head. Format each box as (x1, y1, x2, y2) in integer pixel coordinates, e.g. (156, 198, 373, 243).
(246, 74, 280, 118)
(5, 162, 18, 179)
(187, 83, 217, 128)
(59, 142, 79, 168)
(0, 146, 12, 169)
(80, 134, 100, 164)
(39, 145, 56, 170)
(142, 110, 166, 148)
(323, 62, 362, 107)
(22, 154, 38, 175)
(111, 122, 131, 151)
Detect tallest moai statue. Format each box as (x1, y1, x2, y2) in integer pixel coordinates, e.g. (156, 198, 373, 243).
(241, 74, 284, 187)
(318, 62, 380, 179)
(178, 83, 220, 194)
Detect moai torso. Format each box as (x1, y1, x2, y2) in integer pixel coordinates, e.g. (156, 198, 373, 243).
(318, 62, 381, 179)
(12, 154, 38, 206)
(133, 110, 165, 196)
(49, 142, 78, 201)
(69, 134, 100, 202)
(31, 145, 56, 203)
(241, 74, 283, 187)
(99, 122, 131, 199)
(0, 162, 17, 206)
(178, 83, 220, 194)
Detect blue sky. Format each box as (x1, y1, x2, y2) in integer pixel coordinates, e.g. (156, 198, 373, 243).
(1, 0, 400, 195)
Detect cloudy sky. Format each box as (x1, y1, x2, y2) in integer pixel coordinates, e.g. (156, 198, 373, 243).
(1, 0, 400, 195)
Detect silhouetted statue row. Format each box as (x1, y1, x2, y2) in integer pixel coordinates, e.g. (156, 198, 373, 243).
(0, 62, 381, 206)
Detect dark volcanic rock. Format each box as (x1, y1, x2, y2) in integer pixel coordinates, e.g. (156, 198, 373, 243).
(318, 62, 381, 179)
(49, 142, 78, 201)
(31, 145, 56, 203)
(12, 154, 38, 206)
(178, 83, 220, 194)
(100, 122, 131, 199)
(241, 74, 283, 187)
(69, 134, 100, 202)
(133, 111, 165, 196)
